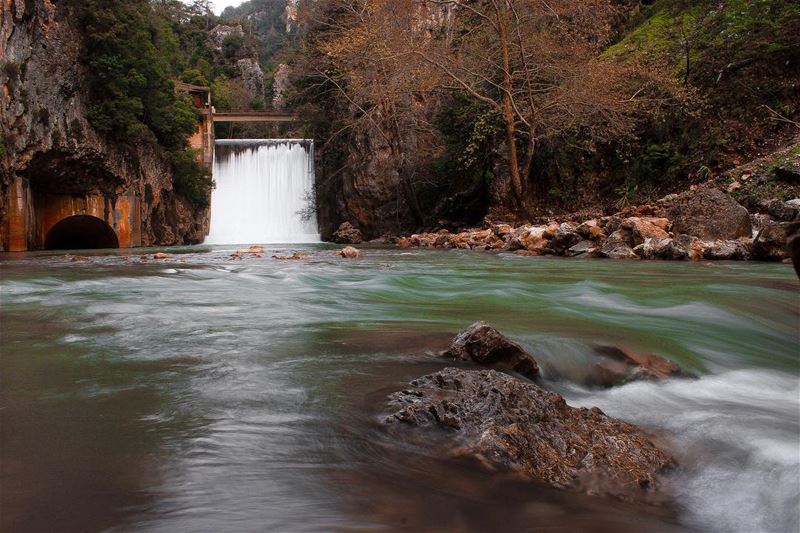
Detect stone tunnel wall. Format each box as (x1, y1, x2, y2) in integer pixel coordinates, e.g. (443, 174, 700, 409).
(3, 175, 141, 250)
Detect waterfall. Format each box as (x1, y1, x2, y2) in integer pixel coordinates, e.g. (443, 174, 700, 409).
(204, 139, 320, 245)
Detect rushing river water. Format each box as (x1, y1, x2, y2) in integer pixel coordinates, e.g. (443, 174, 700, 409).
(1, 246, 798, 533)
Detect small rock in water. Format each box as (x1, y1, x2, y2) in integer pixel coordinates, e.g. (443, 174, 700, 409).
(339, 246, 362, 258)
(236, 245, 264, 255)
(272, 252, 306, 260)
(153, 252, 169, 259)
(385, 368, 674, 502)
(444, 321, 539, 379)
(589, 345, 696, 386)
(70, 255, 89, 262)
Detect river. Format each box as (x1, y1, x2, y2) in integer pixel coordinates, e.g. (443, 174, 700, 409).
(1, 245, 798, 532)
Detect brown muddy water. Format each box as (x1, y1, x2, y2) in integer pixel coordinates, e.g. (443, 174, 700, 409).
(1, 245, 798, 532)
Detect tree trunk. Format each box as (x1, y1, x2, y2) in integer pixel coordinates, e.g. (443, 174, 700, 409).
(497, 4, 523, 206)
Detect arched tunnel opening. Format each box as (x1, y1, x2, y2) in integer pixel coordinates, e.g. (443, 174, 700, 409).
(44, 215, 120, 250)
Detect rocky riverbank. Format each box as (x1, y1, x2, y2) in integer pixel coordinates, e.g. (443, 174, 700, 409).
(333, 184, 798, 263)
(395, 187, 796, 261)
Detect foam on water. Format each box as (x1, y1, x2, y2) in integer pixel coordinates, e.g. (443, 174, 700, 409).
(568, 369, 800, 533)
(205, 140, 320, 245)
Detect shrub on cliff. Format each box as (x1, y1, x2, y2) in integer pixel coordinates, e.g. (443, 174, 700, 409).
(78, 0, 198, 150)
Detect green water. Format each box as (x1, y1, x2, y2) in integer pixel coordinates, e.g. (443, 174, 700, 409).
(1, 246, 798, 532)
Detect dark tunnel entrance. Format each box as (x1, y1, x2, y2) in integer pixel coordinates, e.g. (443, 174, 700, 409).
(44, 215, 120, 250)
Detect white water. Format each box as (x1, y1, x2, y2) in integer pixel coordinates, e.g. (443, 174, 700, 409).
(205, 140, 320, 245)
(567, 369, 800, 533)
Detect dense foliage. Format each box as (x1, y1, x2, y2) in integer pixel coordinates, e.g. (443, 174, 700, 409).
(291, 0, 798, 224)
(78, 0, 215, 208)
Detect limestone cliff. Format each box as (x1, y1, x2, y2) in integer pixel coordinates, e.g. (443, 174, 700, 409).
(0, 0, 209, 251)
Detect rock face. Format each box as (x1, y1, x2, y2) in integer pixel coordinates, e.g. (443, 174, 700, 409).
(669, 187, 751, 240)
(0, 0, 208, 248)
(236, 58, 266, 101)
(385, 368, 674, 501)
(332, 221, 363, 244)
(272, 63, 291, 110)
(443, 322, 539, 379)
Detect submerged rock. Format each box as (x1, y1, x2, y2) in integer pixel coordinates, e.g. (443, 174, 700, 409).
(590, 345, 696, 386)
(443, 322, 539, 379)
(385, 368, 674, 501)
(332, 222, 363, 244)
(272, 252, 306, 260)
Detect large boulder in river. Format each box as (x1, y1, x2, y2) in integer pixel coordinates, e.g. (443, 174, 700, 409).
(669, 187, 751, 240)
(385, 368, 674, 501)
(332, 222, 363, 244)
(444, 322, 539, 379)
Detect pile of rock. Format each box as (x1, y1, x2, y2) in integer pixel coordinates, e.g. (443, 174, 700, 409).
(332, 222, 363, 244)
(396, 187, 794, 262)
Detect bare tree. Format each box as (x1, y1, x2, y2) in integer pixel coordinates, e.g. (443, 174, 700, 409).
(295, 0, 666, 213)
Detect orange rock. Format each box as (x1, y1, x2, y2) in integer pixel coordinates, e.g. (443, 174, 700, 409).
(621, 217, 669, 245)
(153, 252, 169, 259)
(339, 246, 362, 258)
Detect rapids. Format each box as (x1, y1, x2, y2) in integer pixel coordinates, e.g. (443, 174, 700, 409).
(1, 246, 798, 532)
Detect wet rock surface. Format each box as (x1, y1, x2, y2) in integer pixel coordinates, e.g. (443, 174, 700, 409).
(385, 368, 674, 502)
(589, 345, 696, 387)
(443, 322, 539, 379)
